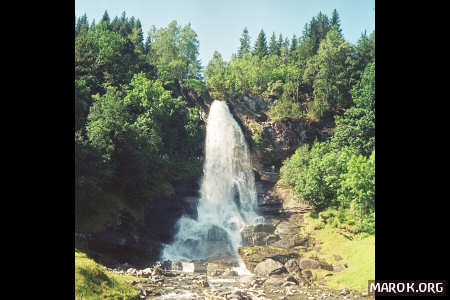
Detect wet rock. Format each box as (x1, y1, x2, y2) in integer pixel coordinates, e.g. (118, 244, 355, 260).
(192, 261, 207, 273)
(162, 260, 183, 271)
(254, 259, 287, 276)
(299, 258, 320, 270)
(207, 225, 229, 241)
(222, 269, 238, 277)
(253, 223, 276, 233)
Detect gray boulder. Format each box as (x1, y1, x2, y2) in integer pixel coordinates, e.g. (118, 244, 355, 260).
(299, 258, 320, 270)
(284, 259, 301, 273)
(254, 258, 287, 276)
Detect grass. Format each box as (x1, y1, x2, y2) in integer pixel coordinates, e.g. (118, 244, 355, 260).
(303, 212, 375, 293)
(75, 249, 141, 300)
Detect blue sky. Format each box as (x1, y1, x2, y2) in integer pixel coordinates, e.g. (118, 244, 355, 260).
(75, 0, 375, 66)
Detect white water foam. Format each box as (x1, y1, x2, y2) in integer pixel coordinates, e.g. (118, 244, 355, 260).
(161, 100, 262, 265)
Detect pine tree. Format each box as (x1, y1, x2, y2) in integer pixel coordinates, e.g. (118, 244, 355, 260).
(290, 34, 298, 53)
(331, 9, 343, 37)
(278, 33, 284, 51)
(238, 27, 251, 58)
(100, 10, 110, 25)
(76, 14, 89, 34)
(269, 32, 279, 56)
(253, 29, 268, 58)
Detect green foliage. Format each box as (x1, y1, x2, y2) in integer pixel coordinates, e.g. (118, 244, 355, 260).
(303, 28, 352, 119)
(206, 53, 282, 97)
(76, 14, 206, 233)
(280, 142, 374, 233)
(147, 21, 201, 83)
(338, 151, 375, 221)
(331, 62, 375, 156)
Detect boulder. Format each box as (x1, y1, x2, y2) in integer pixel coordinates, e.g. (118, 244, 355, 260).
(270, 234, 307, 249)
(253, 223, 276, 233)
(241, 224, 277, 246)
(238, 246, 299, 272)
(285, 259, 301, 274)
(264, 277, 285, 286)
(286, 275, 299, 284)
(298, 258, 320, 270)
(162, 260, 183, 271)
(254, 259, 287, 276)
(275, 222, 300, 236)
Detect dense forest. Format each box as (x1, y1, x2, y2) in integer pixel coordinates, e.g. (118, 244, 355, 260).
(75, 9, 375, 235)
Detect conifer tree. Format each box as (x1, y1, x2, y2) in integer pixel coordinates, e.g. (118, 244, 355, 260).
(238, 27, 251, 58)
(100, 10, 110, 25)
(331, 9, 343, 36)
(290, 34, 297, 52)
(278, 33, 284, 51)
(253, 29, 268, 58)
(269, 32, 279, 56)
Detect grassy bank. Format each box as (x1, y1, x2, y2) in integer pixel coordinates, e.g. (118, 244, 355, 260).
(303, 213, 375, 293)
(75, 249, 140, 300)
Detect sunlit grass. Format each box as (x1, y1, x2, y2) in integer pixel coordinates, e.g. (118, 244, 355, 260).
(75, 249, 140, 300)
(304, 213, 375, 292)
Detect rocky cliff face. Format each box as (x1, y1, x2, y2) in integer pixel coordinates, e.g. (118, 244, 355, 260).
(181, 88, 334, 172)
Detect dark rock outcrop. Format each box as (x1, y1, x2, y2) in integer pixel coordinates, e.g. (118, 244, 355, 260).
(87, 211, 162, 268)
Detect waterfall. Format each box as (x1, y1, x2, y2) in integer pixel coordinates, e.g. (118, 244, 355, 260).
(161, 100, 262, 262)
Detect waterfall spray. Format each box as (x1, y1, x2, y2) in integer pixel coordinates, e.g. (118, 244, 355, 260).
(161, 100, 262, 263)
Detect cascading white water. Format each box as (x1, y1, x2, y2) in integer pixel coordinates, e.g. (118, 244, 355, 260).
(161, 100, 262, 263)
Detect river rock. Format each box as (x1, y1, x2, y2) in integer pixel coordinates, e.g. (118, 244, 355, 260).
(162, 260, 183, 271)
(298, 258, 320, 270)
(222, 269, 238, 277)
(271, 234, 307, 249)
(284, 259, 301, 273)
(254, 259, 286, 276)
(264, 277, 285, 286)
